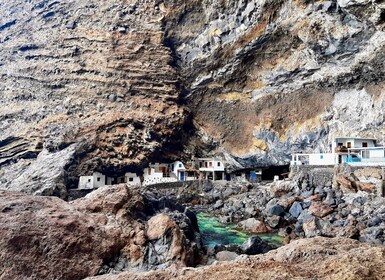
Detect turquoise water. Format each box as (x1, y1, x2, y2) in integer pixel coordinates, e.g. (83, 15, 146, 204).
(197, 213, 284, 248)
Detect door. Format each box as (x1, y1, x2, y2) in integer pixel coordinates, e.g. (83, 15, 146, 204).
(180, 171, 185, 181)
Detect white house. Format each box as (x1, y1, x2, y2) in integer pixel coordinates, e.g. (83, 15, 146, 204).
(169, 161, 186, 181)
(195, 158, 226, 181)
(291, 137, 385, 167)
(142, 162, 178, 186)
(78, 172, 106, 190)
(124, 172, 141, 185)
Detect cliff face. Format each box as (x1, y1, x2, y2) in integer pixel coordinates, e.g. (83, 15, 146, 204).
(165, 0, 385, 166)
(0, 0, 186, 194)
(1, 0, 385, 193)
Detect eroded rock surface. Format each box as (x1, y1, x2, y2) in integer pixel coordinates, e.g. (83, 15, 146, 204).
(0, 185, 202, 280)
(85, 237, 385, 280)
(1, 0, 385, 194)
(0, 0, 186, 193)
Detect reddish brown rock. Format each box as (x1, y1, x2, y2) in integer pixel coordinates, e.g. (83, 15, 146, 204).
(238, 218, 269, 233)
(0, 185, 201, 280)
(308, 202, 334, 218)
(335, 174, 357, 192)
(356, 182, 376, 193)
(147, 214, 176, 240)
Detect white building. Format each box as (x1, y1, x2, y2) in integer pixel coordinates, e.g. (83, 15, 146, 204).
(291, 137, 385, 167)
(195, 158, 226, 181)
(169, 161, 186, 181)
(124, 172, 141, 185)
(142, 162, 178, 186)
(78, 172, 106, 190)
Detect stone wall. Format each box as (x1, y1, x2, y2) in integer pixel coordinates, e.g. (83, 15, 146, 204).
(291, 165, 385, 196)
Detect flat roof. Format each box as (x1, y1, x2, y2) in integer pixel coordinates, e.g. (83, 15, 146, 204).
(334, 137, 377, 141)
(196, 158, 222, 161)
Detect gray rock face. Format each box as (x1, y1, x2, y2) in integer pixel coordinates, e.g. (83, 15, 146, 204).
(1, 0, 385, 193)
(289, 201, 303, 218)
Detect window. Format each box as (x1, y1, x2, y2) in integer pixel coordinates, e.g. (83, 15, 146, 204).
(199, 162, 203, 167)
(209, 162, 213, 167)
(88, 179, 91, 183)
(217, 162, 221, 167)
(320, 155, 324, 159)
(362, 142, 368, 147)
(347, 142, 352, 148)
(179, 163, 182, 168)
(338, 143, 343, 147)
(97, 177, 101, 182)
(205, 162, 208, 168)
(171, 164, 174, 171)
(129, 178, 134, 182)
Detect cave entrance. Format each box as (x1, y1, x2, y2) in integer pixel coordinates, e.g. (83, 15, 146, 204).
(262, 165, 290, 181)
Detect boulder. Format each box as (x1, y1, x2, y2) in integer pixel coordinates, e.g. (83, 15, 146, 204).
(146, 213, 176, 240)
(356, 182, 376, 193)
(238, 218, 269, 233)
(303, 216, 321, 238)
(240, 236, 272, 255)
(335, 174, 357, 192)
(0, 186, 202, 280)
(266, 216, 282, 229)
(308, 202, 334, 218)
(289, 201, 303, 218)
(267, 204, 285, 216)
(215, 251, 239, 261)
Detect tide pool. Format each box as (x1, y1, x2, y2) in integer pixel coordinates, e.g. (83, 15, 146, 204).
(197, 212, 284, 247)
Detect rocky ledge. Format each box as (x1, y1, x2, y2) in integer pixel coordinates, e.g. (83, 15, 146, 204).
(0, 185, 203, 280)
(86, 236, 385, 280)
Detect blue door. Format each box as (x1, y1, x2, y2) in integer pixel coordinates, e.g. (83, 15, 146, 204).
(180, 172, 185, 181)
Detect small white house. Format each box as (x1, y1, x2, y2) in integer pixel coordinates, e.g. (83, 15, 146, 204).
(170, 161, 187, 181)
(78, 172, 106, 190)
(125, 172, 141, 185)
(291, 137, 385, 167)
(195, 158, 226, 181)
(142, 162, 177, 186)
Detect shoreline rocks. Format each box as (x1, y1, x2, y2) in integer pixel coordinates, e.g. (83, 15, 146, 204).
(0, 185, 203, 280)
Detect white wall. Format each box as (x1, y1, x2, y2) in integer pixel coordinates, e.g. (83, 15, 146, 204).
(170, 161, 185, 178)
(308, 153, 335, 165)
(92, 172, 106, 188)
(78, 176, 94, 189)
(198, 159, 225, 172)
(335, 138, 375, 148)
(370, 149, 384, 157)
(143, 168, 164, 179)
(125, 172, 141, 185)
(353, 139, 375, 148)
(79, 172, 105, 189)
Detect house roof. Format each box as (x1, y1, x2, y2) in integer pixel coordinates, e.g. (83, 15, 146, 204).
(196, 157, 222, 161)
(334, 137, 377, 141)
